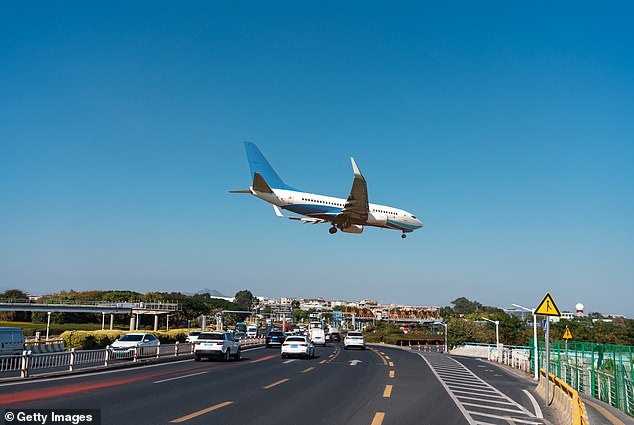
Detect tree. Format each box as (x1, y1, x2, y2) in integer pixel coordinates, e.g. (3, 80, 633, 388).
(234, 290, 254, 312)
(291, 300, 300, 310)
(451, 297, 482, 316)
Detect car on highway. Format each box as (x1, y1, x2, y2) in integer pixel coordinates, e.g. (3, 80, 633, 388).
(194, 331, 240, 361)
(344, 331, 365, 350)
(281, 335, 315, 359)
(185, 331, 201, 343)
(329, 330, 341, 342)
(265, 331, 286, 348)
(0, 327, 25, 355)
(109, 333, 160, 356)
(309, 327, 326, 346)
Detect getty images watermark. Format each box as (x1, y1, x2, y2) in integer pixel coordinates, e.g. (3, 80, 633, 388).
(4, 410, 100, 425)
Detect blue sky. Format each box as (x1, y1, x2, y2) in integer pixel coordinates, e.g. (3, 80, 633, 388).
(1, 2, 633, 317)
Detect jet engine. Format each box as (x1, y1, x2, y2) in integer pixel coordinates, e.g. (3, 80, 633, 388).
(341, 224, 364, 234)
(366, 212, 388, 226)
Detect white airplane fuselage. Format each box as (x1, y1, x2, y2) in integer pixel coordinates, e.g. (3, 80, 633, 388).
(251, 187, 423, 234)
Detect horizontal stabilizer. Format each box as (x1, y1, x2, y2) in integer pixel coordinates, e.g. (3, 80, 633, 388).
(229, 189, 252, 194)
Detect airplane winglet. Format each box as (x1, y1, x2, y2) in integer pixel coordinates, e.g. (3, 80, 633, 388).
(351, 157, 363, 178)
(273, 205, 284, 217)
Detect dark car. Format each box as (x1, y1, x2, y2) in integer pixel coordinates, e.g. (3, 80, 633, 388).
(265, 331, 286, 348)
(329, 332, 341, 342)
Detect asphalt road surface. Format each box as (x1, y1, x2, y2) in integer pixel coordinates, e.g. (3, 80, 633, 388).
(0, 344, 552, 425)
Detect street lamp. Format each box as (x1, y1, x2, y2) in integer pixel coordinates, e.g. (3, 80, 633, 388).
(442, 322, 448, 353)
(482, 317, 500, 361)
(512, 303, 539, 380)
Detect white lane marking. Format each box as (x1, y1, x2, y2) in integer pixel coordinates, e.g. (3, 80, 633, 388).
(472, 411, 544, 425)
(0, 346, 266, 388)
(522, 389, 543, 419)
(283, 359, 296, 364)
(419, 355, 476, 425)
(154, 371, 208, 384)
(419, 353, 546, 424)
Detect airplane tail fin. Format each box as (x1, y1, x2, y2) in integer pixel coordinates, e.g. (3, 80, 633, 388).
(244, 142, 297, 191)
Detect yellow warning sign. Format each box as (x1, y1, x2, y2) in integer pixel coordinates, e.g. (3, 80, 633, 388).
(535, 292, 561, 317)
(562, 326, 573, 340)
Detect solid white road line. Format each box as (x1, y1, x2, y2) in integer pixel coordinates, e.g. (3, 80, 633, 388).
(522, 389, 543, 419)
(154, 371, 208, 384)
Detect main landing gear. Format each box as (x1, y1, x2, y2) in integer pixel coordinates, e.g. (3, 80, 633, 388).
(329, 226, 337, 234)
(401, 233, 407, 239)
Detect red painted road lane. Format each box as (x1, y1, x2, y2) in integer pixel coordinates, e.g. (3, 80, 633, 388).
(0, 374, 163, 404)
(0, 348, 275, 406)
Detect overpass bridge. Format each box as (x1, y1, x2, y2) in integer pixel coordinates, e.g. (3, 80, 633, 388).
(0, 299, 181, 334)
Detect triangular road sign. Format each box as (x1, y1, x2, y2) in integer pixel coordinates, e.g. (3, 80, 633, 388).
(535, 292, 561, 317)
(562, 326, 573, 340)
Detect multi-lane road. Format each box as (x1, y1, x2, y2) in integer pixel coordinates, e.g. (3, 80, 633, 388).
(0, 344, 553, 425)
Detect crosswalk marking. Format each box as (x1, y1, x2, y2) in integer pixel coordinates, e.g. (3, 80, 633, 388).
(419, 353, 547, 425)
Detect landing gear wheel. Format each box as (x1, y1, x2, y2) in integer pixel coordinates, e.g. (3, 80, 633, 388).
(329, 227, 337, 234)
(401, 233, 407, 239)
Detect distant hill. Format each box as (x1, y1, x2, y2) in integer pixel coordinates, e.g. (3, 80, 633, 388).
(195, 288, 229, 298)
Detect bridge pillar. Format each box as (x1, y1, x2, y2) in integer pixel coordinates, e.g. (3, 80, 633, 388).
(154, 315, 159, 331)
(109, 314, 114, 330)
(130, 314, 136, 331)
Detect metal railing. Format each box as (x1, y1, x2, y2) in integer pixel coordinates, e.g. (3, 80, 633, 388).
(482, 340, 634, 418)
(0, 338, 264, 379)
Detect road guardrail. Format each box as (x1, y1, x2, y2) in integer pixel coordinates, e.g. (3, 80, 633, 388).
(0, 338, 265, 379)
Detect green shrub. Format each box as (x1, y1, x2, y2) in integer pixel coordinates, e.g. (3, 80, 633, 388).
(59, 329, 188, 348)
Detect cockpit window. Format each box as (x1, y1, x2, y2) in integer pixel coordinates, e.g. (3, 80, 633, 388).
(412, 215, 417, 219)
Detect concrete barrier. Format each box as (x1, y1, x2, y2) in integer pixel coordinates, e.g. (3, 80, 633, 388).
(537, 368, 589, 425)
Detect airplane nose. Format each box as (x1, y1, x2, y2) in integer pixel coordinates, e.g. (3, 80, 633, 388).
(416, 220, 423, 229)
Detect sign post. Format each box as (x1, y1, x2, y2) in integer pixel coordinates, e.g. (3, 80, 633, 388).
(534, 292, 561, 405)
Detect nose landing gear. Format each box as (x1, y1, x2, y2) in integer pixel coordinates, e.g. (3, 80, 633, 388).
(401, 233, 407, 239)
(329, 227, 338, 234)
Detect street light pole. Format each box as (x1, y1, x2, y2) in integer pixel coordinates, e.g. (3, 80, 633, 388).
(512, 303, 539, 380)
(443, 323, 448, 353)
(483, 318, 500, 361)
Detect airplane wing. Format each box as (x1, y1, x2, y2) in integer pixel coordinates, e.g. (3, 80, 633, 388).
(335, 158, 369, 224)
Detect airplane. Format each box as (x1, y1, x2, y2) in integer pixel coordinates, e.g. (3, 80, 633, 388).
(231, 142, 423, 238)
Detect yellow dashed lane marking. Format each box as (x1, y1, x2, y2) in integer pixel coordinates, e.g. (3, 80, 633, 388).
(262, 378, 289, 389)
(371, 412, 385, 425)
(388, 361, 394, 367)
(383, 384, 393, 398)
(319, 359, 327, 364)
(384, 355, 390, 360)
(389, 370, 395, 378)
(302, 367, 315, 373)
(170, 401, 233, 423)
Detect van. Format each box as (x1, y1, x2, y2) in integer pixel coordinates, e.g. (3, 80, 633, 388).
(0, 327, 25, 355)
(309, 327, 326, 346)
(246, 325, 258, 338)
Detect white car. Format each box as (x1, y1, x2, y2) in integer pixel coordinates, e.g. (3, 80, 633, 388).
(344, 331, 365, 350)
(185, 331, 201, 343)
(281, 335, 315, 359)
(194, 332, 240, 361)
(109, 333, 160, 357)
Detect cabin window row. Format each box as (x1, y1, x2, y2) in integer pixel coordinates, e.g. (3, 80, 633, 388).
(302, 198, 344, 207)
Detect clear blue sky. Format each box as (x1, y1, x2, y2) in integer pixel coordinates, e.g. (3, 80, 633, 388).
(1, 2, 633, 317)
